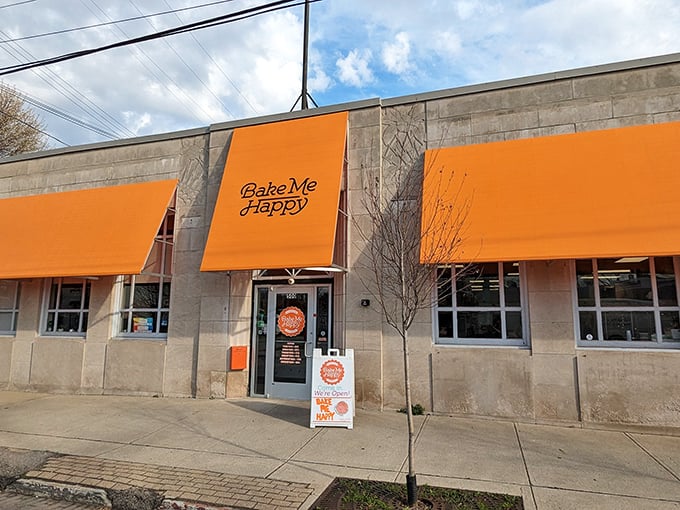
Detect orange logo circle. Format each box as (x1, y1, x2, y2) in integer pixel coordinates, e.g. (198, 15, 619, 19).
(320, 359, 344, 385)
(335, 400, 349, 415)
(278, 306, 305, 337)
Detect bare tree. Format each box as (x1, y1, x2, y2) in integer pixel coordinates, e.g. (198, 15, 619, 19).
(0, 83, 48, 158)
(353, 105, 470, 506)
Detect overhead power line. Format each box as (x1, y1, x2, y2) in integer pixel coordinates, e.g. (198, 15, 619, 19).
(0, 0, 36, 10)
(81, 0, 210, 126)
(0, 29, 135, 138)
(0, 0, 239, 44)
(20, 91, 120, 139)
(161, 0, 259, 115)
(0, 0, 320, 77)
(127, 0, 234, 121)
(0, 107, 69, 147)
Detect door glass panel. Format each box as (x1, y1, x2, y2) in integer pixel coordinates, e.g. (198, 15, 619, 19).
(274, 292, 308, 384)
(315, 286, 330, 354)
(254, 288, 268, 395)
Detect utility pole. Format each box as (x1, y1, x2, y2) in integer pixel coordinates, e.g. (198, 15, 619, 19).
(291, 0, 317, 111)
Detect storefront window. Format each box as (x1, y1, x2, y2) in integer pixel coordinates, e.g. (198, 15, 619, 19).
(42, 278, 90, 335)
(435, 262, 526, 345)
(575, 257, 680, 347)
(0, 280, 20, 334)
(118, 207, 174, 337)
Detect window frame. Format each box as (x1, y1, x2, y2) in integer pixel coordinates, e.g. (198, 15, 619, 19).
(0, 280, 20, 335)
(115, 205, 174, 339)
(573, 256, 680, 349)
(434, 262, 529, 347)
(41, 277, 91, 337)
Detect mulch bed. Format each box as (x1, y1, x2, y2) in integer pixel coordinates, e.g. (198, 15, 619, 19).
(310, 477, 524, 510)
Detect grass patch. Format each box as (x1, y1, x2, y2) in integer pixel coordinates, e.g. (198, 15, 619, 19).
(397, 404, 425, 416)
(312, 477, 524, 509)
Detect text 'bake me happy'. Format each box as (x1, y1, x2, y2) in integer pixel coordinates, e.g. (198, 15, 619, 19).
(239, 177, 317, 217)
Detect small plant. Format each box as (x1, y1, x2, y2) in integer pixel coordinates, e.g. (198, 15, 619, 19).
(313, 478, 524, 509)
(398, 404, 424, 415)
(339, 479, 393, 510)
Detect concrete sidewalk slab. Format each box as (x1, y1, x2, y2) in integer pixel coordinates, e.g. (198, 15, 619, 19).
(134, 403, 321, 460)
(1, 391, 680, 509)
(291, 410, 410, 472)
(533, 487, 680, 510)
(518, 423, 680, 501)
(414, 415, 528, 486)
(628, 432, 680, 480)
(0, 431, 121, 458)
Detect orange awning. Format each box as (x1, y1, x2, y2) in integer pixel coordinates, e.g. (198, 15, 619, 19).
(201, 112, 347, 271)
(421, 121, 680, 263)
(0, 179, 177, 278)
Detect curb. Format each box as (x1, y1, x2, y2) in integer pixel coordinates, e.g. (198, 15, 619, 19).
(7, 478, 238, 510)
(160, 500, 233, 510)
(8, 478, 111, 507)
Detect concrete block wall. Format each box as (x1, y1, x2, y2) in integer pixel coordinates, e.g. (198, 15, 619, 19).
(0, 135, 208, 397)
(350, 59, 680, 428)
(346, 107, 384, 409)
(1, 54, 679, 431)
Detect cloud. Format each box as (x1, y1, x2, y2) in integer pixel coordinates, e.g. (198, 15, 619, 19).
(2, 0, 680, 146)
(122, 111, 151, 136)
(309, 66, 332, 94)
(336, 49, 374, 87)
(432, 31, 462, 57)
(381, 32, 411, 75)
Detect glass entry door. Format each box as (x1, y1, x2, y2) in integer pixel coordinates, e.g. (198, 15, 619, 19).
(251, 284, 332, 400)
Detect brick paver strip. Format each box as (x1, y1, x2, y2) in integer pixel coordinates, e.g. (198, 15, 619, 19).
(24, 455, 314, 510)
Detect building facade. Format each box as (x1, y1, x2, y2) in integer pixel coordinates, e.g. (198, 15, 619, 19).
(1, 53, 680, 431)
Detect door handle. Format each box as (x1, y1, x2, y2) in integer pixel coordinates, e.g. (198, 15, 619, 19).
(304, 340, 314, 358)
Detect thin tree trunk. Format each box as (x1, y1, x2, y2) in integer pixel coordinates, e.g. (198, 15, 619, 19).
(402, 327, 417, 505)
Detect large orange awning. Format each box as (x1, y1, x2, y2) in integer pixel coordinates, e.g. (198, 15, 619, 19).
(0, 179, 177, 279)
(201, 112, 347, 271)
(421, 121, 680, 263)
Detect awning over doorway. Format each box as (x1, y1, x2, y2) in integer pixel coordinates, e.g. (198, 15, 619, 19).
(0, 179, 177, 278)
(421, 121, 680, 263)
(201, 111, 348, 272)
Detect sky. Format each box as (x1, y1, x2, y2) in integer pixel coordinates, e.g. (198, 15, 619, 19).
(1, 0, 680, 148)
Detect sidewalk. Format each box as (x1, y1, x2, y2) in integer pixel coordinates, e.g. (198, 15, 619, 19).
(1, 391, 680, 509)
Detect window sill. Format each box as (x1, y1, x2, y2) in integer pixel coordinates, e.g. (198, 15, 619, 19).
(39, 334, 86, 340)
(435, 339, 529, 348)
(576, 343, 680, 351)
(114, 334, 168, 341)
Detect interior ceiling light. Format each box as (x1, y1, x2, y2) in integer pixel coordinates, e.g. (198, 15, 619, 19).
(615, 257, 648, 263)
